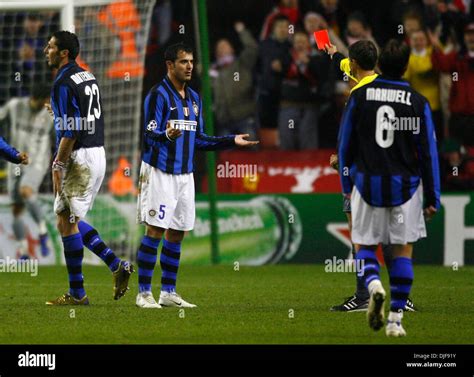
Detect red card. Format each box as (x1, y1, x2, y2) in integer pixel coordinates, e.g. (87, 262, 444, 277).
(313, 29, 330, 50)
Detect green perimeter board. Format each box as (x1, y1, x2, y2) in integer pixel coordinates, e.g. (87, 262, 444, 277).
(2, 192, 472, 265)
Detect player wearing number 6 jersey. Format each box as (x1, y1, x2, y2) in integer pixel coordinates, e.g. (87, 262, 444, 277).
(44, 31, 133, 306)
(338, 39, 440, 337)
(135, 43, 258, 308)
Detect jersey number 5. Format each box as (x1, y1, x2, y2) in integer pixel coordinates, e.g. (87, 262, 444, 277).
(85, 84, 101, 122)
(375, 105, 395, 148)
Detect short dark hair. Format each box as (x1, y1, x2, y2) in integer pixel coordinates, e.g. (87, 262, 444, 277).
(348, 40, 378, 71)
(164, 42, 193, 62)
(31, 82, 50, 99)
(51, 30, 80, 60)
(378, 39, 410, 78)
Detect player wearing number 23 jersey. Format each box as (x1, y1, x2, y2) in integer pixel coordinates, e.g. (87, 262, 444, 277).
(51, 61, 104, 153)
(46, 31, 133, 306)
(50, 60, 105, 218)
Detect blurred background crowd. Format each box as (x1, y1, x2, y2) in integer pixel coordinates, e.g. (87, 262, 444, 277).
(146, 0, 474, 191)
(1, 0, 474, 191)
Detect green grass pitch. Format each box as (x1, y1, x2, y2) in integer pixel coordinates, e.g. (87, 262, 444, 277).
(0, 264, 473, 344)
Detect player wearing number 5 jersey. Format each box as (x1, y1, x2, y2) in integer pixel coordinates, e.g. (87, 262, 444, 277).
(44, 31, 133, 306)
(135, 43, 258, 308)
(338, 39, 440, 337)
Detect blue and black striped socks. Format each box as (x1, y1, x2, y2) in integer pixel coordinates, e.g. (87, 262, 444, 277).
(62, 233, 85, 299)
(137, 235, 160, 293)
(356, 248, 381, 292)
(160, 239, 181, 293)
(389, 257, 413, 311)
(78, 221, 120, 272)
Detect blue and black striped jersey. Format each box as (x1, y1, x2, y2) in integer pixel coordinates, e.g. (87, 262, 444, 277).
(51, 61, 104, 154)
(337, 76, 441, 209)
(0, 137, 20, 163)
(142, 76, 235, 174)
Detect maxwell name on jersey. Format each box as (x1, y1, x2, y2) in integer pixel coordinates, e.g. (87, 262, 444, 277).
(366, 87, 412, 106)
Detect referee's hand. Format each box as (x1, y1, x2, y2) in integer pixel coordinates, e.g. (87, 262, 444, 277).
(234, 134, 259, 147)
(324, 43, 337, 57)
(166, 121, 182, 140)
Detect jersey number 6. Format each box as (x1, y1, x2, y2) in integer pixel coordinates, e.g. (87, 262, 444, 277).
(84, 83, 102, 122)
(375, 105, 395, 149)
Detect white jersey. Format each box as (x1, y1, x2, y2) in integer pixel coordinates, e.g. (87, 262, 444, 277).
(0, 97, 53, 176)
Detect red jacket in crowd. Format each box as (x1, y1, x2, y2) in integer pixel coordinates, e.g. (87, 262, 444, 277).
(432, 49, 474, 115)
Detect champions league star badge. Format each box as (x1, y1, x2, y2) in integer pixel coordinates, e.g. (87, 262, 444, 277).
(192, 101, 199, 116)
(149, 209, 156, 217)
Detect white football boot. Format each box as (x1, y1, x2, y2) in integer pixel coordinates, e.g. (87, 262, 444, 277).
(386, 309, 407, 337)
(159, 291, 197, 308)
(136, 292, 162, 308)
(367, 280, 386, 331)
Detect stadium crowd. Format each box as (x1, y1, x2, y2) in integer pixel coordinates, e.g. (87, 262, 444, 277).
(199, 0, 474, 190)
(1, 0, 474, 191)
(147, 0, 474, 190)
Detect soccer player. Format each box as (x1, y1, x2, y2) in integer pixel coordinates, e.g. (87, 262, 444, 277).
(43, 31, 134, 305)
(338, 39, 440, 336)
(0, 83, 53, 258)
(0, 138, 29, 165)
(136, 43, 258, 308)
(325, 41, 416, 313)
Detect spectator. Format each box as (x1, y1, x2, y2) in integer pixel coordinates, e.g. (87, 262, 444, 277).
(260, 0, 301, 40)
(403, 29, 443, 141)
(431, 22, 474, 146)
(211, 22, 258, 140)
(278, 31, 333, 150)
(402, 10, 424, 39)
(344, 11, 379, 50)
(439, 138, 474, 190)
(437, 0, 471, 47)
(421, 0, 441, 32)
(256, 14, 292, 148)
(315, 0, 347, 38)
(304, 12, 348, 56)
(13, 14, 46, 97)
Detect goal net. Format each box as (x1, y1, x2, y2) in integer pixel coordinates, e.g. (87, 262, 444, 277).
(0, 0, 155, 262)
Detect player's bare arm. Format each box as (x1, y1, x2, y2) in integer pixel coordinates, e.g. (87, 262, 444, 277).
(234, 134, 259, 146)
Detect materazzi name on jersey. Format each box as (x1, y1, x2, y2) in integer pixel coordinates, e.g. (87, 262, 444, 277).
(366, 88, 412, 106)
(70, 71, 96, 84)
(169, 119, 197, 131)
